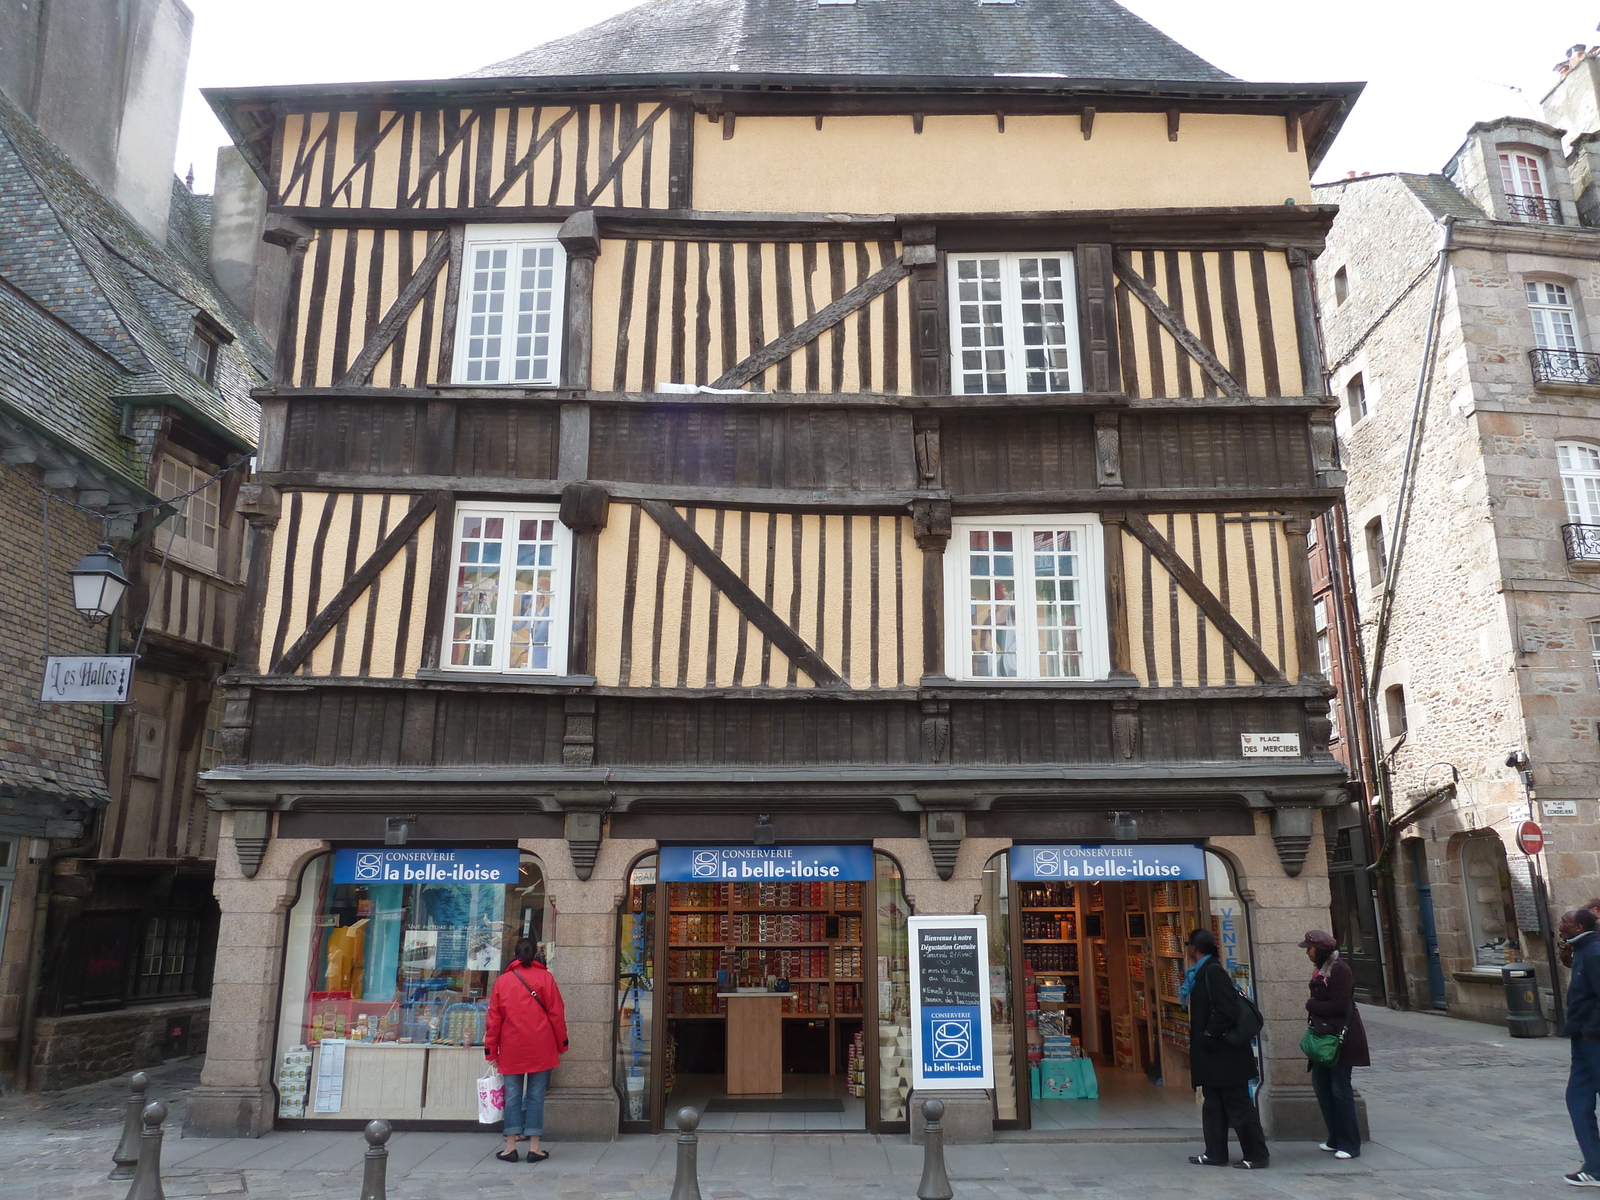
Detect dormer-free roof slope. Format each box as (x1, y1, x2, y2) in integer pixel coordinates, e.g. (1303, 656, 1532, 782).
(469, 0, 1236, 83)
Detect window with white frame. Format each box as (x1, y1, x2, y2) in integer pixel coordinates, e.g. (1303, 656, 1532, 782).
(444, 503, 570, 674)
(1558, 442, 1600, 526)
(1499, 152, 1554, 223)
(155, 454, 221, 572)
(453, 225, 566, 385)
(1344, 372, 1367, 423)
(1529, 281, 1581, 352)
(1589, 619, 1600, 689)
(948, 252, 1080, 395)
(946, 515, 1107, 681)
(1461, 835, 1516, 967)
(1315, 599, 1331, 677)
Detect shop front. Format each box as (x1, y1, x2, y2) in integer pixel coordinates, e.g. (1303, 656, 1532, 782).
(272, 846, 554, 1126)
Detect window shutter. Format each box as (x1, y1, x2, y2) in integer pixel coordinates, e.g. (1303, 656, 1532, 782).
(1075, 243, 1119, 393)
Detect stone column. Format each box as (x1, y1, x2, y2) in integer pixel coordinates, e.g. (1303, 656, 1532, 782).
(1209, 816, 1334, 1140)
(522, 836, 654, 1141)
(185, 814, 325, 1138)
(877, 836, 1011, 1145)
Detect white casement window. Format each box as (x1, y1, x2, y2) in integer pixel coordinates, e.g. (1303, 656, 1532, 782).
(1589, 619, 1600, 689)
(1529, 282, 1581, 352)
(444, 503, 570, 674)
(453, 225, 566, 385)
(1558, 442, 1600, 527)
(949, 252, 1080, 395)
(946, 515, 1108, 681)
(1315, 600, 1331, 677)
(1499, 152, 1552, 222)
(155, 454, 221, 572)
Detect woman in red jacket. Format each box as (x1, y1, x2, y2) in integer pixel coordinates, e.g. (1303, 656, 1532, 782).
(485, 939, 568, 1163)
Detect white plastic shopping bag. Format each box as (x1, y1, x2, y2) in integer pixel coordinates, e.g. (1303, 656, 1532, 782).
(477, 1069, 505, 1124)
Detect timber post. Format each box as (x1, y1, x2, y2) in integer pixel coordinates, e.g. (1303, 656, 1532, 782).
(669, 1106, 703, 1200)
(110, 1070, 149, 1179)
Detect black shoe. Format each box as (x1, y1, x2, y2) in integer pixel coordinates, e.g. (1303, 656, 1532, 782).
(527, 1149, 550, 1164)
(1232, 1159, 1269, 1169)
(495, 1149, 519, 1163)
(1188, 1155, 1228, 1166)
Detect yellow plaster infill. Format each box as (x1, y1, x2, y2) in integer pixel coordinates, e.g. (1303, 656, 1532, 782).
(693, 112, 1312, 214)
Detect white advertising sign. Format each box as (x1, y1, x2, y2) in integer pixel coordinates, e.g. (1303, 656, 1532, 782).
(1543, 801, 1579, 818)
(39, 655, 135, 703)
(908, 915, 992, 1091)
(1240, 732, 1301, 757)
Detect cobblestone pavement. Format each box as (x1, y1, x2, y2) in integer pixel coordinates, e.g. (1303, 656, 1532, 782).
(0, 1005, 1581, 1199)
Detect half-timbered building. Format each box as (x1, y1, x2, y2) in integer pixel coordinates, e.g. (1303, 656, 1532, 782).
(192, 0, 1361, 1142)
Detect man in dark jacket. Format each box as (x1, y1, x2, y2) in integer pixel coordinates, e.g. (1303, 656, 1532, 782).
(1185, 928, 1268, 1169)
(1561, 907, 1600, 1187)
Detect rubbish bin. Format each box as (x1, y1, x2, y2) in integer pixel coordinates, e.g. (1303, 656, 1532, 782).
(1502, 964, 1548, 1038)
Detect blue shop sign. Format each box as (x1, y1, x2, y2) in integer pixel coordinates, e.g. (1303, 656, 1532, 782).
(333, 848, 522, 885)
(659, 845, 875, 882)
(1009, 843, 1207, 881)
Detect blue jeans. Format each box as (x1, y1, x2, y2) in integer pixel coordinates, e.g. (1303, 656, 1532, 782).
(1569, 1038, 1600, 1174)
(1310, 1062, 1360, 1155)
(502, 1070, 552, 1138)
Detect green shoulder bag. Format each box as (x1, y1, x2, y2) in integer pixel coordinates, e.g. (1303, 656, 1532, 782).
(1300, 1022, 1346, 1065)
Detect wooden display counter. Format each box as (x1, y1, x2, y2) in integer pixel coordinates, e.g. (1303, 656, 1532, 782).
(721, 992, 784, 1094)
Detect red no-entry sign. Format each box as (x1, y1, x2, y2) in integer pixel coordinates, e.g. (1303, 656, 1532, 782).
(1517, 820, 1544, 856)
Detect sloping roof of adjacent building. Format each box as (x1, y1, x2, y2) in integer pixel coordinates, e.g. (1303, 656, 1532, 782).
(1313, 171, 1487, 223)
(469, 0, 1236, 83)
(0, 88, 267, 489)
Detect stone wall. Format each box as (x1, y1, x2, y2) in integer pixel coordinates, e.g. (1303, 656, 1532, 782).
(31, 998, 209, 1091)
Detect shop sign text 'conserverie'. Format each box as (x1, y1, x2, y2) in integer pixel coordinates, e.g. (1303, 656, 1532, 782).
(1009, 844, 1206, 881)
(332, 848, 521, 884)
(659, 845, 875, 882)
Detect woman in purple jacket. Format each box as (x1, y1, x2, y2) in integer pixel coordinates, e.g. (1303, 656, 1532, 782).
(1302, 930, 1369, 1159)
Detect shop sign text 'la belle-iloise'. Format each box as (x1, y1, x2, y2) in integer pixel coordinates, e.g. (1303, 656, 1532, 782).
(1010, 844, 1207, 881)
(659, 845, 875, 882)
(332, 848, 521, 884)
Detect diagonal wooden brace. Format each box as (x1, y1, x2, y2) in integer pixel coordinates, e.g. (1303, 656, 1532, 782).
(641, 500, 845, 687)
(1112, 251, 1246, 400)
(335, 233, 454, 387)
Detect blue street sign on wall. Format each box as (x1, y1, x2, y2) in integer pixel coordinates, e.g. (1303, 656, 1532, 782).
(332, 848, 522, 885)
(1009, 843, 1207, 881)
(658, 845, 875, 882)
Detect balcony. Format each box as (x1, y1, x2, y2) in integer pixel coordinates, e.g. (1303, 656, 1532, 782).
(1506, 193, 1563, 224)
(1531, 348, 1600, 389)
(1562, 523, 1600, 570)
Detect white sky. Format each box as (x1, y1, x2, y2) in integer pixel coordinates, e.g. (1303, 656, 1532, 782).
(176, 0, 1597, 194)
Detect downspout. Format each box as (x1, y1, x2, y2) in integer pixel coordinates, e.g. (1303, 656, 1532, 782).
(1363, 215, 1455, 1011)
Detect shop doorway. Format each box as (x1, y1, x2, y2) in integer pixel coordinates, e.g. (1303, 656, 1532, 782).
(616, 850, 912, 1133)
(985, 848, 1255, 1132)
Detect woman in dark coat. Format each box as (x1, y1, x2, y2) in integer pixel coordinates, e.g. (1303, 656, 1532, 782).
(1185, 929, 1268, 1169)
(1302, 929, 1369, 1159)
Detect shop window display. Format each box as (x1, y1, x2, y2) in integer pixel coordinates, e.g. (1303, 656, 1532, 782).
(875, 854, 912, 1125)
(275, 852, 553, 1121)
(1461, 836, 1519, 967)
(616, 855, 657, 1128)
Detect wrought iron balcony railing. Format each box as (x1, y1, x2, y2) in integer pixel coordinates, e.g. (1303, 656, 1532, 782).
(1506, 193, 1563, 223)
(1531, 348, 1600, 387)
(1563, 523, 1600, 563)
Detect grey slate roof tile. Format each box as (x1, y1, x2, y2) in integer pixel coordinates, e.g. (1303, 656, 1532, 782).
(0, 87, 267, 472)
(471, 0, 1234, 83)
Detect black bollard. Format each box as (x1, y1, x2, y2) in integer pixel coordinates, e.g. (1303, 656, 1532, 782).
(124, 1099, 168, 1200)
(110, 1071, 150, 1180)
(668, 1106, 702, 1200)
(359, 1120, 391, 1200)
(916, 1098, 953, 1200)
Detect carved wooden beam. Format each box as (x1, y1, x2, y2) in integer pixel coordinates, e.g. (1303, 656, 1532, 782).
(271, 492, 441, 674)
(1112, 251, 1246, 400)
(1121, 511, 1285, 683)
(640, 500, 845, 687)
(710, 256, 913, 390)
(334, 232, 453, 388)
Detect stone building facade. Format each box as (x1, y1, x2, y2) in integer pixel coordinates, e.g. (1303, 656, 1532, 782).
(1316, 50, 1600, 1022)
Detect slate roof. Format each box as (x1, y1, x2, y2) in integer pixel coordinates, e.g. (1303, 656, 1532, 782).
(0, 88, 267, 489)
(470, 0, 1235, 83)
(1314, 172, 1487, 223)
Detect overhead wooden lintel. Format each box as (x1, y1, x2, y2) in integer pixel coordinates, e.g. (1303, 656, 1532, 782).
(640, 499, 846, 687)
(1121, 512, 1285, 684)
